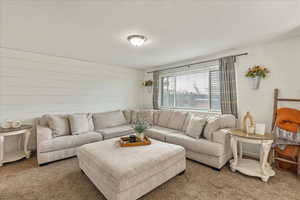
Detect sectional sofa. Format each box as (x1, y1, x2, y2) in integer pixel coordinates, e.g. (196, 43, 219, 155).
(36, 109, 235, 169)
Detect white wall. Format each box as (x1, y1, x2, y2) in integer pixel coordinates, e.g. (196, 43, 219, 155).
(0, 48, 144, 149)
(143, 36, 300, 156)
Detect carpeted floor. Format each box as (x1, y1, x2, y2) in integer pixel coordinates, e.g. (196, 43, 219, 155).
(0, 156, 299, 200)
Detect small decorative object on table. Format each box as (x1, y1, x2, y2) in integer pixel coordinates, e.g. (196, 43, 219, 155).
(1, 120, 22, 129)
(245, 65, 270, 89)
(242, 112, 254, 134)
(255, 123, 266, 135)
(132, 119, 151, 141)
(119, 136, 151, 147)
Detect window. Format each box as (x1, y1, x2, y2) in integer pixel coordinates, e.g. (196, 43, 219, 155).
(160, 66, 220, 112)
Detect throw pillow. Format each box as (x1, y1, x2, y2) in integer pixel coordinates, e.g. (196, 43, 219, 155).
(47, 115, 71, 137)
(87, 113, 94, 131)
(182, 113, 192, 132)
(186, 117, 207, 139)
(69, 114, 90, 135)
(203, 116, 220, 140)
(122, 110, 132, 124)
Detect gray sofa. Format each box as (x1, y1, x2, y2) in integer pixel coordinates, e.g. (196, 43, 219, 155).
(36, 111, 135, 165)
(36, 109, 235, 169)
(131, 110, 235, 169)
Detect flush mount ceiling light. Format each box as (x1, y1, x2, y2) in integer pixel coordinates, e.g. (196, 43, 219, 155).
(127, 35, 147, 47)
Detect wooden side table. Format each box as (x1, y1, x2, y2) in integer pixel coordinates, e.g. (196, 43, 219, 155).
(0, 125, 32, 166)
(229, 129, 275, 182)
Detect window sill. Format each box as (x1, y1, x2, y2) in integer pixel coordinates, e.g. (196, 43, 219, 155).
(158, 107, 221, 114)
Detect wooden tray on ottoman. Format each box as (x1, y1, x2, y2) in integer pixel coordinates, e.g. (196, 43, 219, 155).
(119, 136, 151, 147)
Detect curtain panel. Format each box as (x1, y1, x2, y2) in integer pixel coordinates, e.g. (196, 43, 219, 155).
(152, 71, 160, 109)
(219, 56, 238, 118)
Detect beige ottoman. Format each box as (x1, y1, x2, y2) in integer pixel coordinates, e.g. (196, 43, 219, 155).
(77, 138, 186, 200)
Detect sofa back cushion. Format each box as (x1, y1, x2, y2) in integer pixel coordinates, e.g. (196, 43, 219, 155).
(203, 116, 220, 140)
(46, 114, 71, 137)
(167, 111, 187, 130)
(137, 110, 154, 125)
(69, 113, 92, 135)
(219, 114, 236, 129)
(157, 110, 173, 128)
(185, 117, 207, 139)
(93, 110, 127, 130)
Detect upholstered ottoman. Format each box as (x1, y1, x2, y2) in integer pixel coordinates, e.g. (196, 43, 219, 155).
(77, 138, 186, 200)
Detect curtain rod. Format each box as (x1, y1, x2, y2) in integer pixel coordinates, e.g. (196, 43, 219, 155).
(147, 52, 248, 73)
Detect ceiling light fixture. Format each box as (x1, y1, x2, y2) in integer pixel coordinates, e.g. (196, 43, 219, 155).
(127, 35, 147, 47)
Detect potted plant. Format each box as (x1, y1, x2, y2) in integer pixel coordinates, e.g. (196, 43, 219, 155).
(245, 65, 270, 89)
(132, 119, 151, 140)
(142, 80, 153, 93)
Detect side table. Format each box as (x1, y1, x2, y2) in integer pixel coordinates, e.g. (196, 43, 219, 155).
(229, 129, 275, 182)
(0, 125, 32, 166)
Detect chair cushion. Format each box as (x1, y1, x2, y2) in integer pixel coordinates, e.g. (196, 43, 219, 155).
(167, 111, 187, 130)
(93, 110, 127, 130)
(97, 125, 134, 140)
(69, 114, 90, 134)
(219, 114, 236, 129)
(185, 117, 207, 139)
(157, 110, 173, 128)
(39, 135, 75, 153)
(166, 133, 224, 157)
(144, 126, 182, 141)
(47, 114, 71, 137)
(203, 116, 220, 140)
(73, 131, 103, 146)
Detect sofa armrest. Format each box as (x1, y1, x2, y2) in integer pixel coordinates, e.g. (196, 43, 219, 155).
(211, 129, 232, 156)
(211, 129, 231, 145)
(36, 125, 53, 148)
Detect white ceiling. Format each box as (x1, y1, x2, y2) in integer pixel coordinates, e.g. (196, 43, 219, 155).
(1, 0, 300, 69)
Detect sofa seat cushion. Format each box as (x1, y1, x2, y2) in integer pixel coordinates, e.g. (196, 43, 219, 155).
(73, 132, 103, 146)
(39, 132, 103, 153)
(166, 133, 224, 157)
(39, 135, 75, 153)
(144, 126, 183, 141)
(97, 125, 134, 140)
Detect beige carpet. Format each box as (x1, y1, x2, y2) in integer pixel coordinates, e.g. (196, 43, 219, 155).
(0, 156, 299, 200)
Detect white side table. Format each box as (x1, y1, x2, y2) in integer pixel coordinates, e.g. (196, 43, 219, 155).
(0, 125, 32, 166)
(229, 129, 275, 182)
